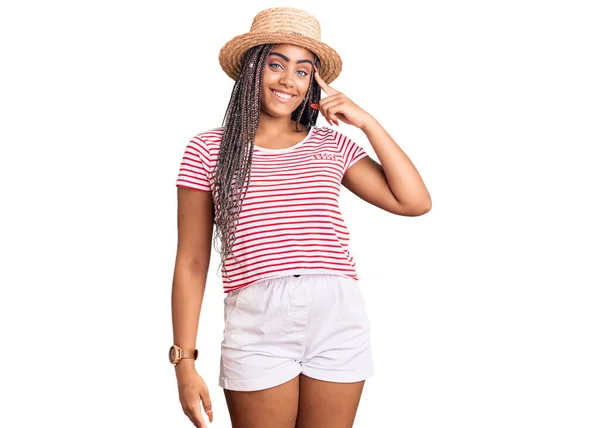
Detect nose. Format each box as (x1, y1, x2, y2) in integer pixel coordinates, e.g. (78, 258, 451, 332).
(279, 69, 294, 88)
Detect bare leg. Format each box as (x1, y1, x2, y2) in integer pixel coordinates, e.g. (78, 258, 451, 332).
(295, 374, 365, 428)
(224, 375, 300, 428)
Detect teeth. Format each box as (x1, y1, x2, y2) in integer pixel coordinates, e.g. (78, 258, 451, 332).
(272, 90, 292, 100)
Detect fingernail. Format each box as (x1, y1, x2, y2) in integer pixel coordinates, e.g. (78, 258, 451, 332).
(333, 119, 339, 126)
(310, 103, 319, 110)
(326, 118, 333, 126)
(208, 410, 213, 423)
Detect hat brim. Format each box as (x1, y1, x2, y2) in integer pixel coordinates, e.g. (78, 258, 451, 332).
(219, 31, 342, 84)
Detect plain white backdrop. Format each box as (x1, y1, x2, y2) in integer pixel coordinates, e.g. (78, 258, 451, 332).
(1, 0, 599, 427)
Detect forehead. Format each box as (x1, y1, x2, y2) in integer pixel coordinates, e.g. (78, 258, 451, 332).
(271, 43, 315, 60)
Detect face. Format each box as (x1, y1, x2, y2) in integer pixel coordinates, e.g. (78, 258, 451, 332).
(260, 44, 315, 119)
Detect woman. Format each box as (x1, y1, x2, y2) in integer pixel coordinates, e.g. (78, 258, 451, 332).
(171, 7, 431, 428)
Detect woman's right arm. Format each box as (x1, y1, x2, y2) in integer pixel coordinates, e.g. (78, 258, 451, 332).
(172, 186, 215, 427)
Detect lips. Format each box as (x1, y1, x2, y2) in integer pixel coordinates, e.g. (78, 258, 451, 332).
(270, 88, 296, 103)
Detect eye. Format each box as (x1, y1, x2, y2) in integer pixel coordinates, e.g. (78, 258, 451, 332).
(297, 70, 308, 77)
(269, 63, 283, 70)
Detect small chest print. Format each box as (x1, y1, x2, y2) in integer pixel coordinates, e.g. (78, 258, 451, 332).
(313, 153, 340, 161)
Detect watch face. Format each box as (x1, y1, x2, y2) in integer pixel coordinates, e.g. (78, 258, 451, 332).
(169, 346, 177, 363)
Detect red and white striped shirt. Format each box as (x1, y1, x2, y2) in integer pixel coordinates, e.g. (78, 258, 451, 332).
(176, 125, 368, 293)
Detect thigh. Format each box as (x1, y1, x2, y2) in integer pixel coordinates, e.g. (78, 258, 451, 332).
(224, 375, 300, 428)
(295, 374, 365, 428)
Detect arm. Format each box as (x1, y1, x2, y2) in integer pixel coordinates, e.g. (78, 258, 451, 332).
(312, 66, 431, 216)
(172, 186, 214, 426)
(342, 116, 432, 216)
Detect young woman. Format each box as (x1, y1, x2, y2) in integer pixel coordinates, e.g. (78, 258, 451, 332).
(171, 7, 431, 428)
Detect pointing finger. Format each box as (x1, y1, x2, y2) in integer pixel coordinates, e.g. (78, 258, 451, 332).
(313, 66, 338, 96)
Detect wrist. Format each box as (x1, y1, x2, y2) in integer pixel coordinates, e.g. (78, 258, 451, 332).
(169, 344, 198, 365)
(174, 358, 196, 372)
(359, 114, 378, 132)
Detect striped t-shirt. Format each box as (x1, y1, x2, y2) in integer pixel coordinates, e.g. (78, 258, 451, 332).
(175, 125, 368, 292)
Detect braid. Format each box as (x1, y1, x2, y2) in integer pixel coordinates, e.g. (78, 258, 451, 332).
(211, 44, 322, 280)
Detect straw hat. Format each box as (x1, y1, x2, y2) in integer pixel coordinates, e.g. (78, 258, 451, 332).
(219, 7, 342, 84)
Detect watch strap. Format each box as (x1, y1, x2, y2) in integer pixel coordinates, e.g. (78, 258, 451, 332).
(180, 348, 198, 360)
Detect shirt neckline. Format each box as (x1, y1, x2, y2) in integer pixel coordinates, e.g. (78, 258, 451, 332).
(253, 126, 314, 154)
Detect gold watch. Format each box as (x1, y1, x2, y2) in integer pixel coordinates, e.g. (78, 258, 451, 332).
(169, 345, 198, 365)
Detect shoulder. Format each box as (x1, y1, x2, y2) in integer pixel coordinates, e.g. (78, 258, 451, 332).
(308, 125, 348, 146)
(180, 127, 223, 167)
(309, 125, 360, 149)
(310, 125, 337, 139)
(185, 127, 223, 154)
(191, 127, 224, 146)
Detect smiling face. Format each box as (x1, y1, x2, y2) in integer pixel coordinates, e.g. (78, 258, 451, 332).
(260, 44, 315, 119)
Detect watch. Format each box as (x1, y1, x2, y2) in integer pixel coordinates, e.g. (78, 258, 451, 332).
(169, 345, 198, 365)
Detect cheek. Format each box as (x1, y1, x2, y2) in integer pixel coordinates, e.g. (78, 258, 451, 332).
(299, 80, 311, 98)
(261, 72, 275, 98)
(262, 68, 276, 86)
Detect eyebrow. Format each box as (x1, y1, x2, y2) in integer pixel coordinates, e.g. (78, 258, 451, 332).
(269, 52, 314, 66)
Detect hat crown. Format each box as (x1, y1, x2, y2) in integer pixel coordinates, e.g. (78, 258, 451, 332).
(219, 7, 342, 84)
(249, 7, 322, 41)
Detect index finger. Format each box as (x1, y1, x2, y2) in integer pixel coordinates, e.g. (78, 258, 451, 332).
(313, 66, 338, 96)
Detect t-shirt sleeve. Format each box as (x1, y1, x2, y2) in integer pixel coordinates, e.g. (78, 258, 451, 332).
(175, 135, 212, 192)
(339, 132, 369, 174)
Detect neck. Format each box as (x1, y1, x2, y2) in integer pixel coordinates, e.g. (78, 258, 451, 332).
(256, 112, 300, 137)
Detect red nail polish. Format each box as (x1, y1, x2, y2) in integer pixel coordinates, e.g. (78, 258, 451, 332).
(310, 103, 319, 110)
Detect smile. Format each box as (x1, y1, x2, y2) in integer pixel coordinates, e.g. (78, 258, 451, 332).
(270, 89, 296, 103)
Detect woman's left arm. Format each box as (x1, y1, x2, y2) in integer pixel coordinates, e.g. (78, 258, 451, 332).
(351, 115, 431, 216)
(314, 67, 432, 216)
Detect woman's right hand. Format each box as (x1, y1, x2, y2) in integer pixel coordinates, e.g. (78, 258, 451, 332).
(175, 361, 213, 427)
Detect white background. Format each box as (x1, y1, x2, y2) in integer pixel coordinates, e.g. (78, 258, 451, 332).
(1, 0, 599, 427)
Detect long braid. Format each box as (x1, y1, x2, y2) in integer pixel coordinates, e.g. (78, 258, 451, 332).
(212, 44, 322, 280)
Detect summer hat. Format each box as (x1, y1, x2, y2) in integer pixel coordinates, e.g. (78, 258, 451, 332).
(218, 7, 342, 84)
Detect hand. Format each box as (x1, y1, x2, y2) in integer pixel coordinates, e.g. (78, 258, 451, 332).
(176, 363, 213, 427)
(312, 66, 373, 130)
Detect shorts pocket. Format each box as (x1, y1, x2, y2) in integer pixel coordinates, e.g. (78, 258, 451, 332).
(223, 288, 244, 325)
(343, 279, 371, 329)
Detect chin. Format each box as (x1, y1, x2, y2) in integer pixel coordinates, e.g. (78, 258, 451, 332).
(262, 103, 300, 118)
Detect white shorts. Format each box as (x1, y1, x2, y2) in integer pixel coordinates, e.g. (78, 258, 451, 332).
(219, 273, 374, 391)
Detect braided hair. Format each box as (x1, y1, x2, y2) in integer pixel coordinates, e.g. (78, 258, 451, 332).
(212, 43, 322, 280)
